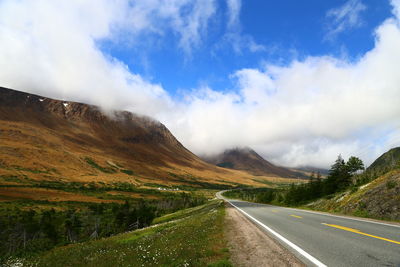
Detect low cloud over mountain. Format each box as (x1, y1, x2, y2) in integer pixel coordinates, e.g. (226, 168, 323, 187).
(1, 0, 400, 168)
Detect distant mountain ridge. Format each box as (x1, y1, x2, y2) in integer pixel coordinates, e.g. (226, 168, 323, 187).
(202, 147, 306, 178)
(293, 166, 329, 176)
(0, 86, 274, 188)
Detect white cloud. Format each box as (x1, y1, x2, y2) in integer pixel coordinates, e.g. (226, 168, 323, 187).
(226, 0, 241, 29)
(325, 0, 367, 40)
(166, 1, 400, 167)
(0, 0, 400, 168)
(249, 39, 267, 53)
(167, 0, 217, 54)
(0, 0, 220, 116)
(120, 0, 217, 54)
(0, 0, 171, 116)
(233, 69, 275, 104)
(390, 0, 400, 21)
(223, 0, 266, 53)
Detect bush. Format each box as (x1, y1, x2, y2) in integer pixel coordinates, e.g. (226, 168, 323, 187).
(386, 180, 397, 190)
(350, 186, 358, 193)
(84, 157, 116, 173)
(120, 169, 134, 175)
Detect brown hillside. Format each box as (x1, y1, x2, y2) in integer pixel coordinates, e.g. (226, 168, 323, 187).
(0, 87, 296, 189)
(203, 147, 306, 178)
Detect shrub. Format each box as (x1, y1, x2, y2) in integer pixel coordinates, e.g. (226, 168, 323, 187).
(120, 169, 134, 175)
(84, 157, 116, 173)
(386, 180, 397, 190)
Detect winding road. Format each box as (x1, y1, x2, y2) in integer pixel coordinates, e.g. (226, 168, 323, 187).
(217, 191, 400, 266)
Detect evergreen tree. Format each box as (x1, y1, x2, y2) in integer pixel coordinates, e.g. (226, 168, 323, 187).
(346, 156, 364, 175)
(324, 155, 348, 194)
(40, 209, 59, 244)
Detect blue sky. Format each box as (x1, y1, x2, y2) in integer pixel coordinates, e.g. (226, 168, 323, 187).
(1, 0, 399, 167)
(100, 0, 392, 96)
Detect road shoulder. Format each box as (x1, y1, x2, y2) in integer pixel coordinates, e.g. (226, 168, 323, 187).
(224, 202, 304, 267)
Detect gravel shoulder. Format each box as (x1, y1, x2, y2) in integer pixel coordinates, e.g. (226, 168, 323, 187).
(224, 202, 304, 267)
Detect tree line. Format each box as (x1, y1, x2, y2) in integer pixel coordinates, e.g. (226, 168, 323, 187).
(0, 193, 206, 261)
(224, 155, 368, 205)
(284, 155, 364, 204)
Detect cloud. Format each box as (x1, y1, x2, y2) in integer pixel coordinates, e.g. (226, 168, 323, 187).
(325, 0, 367, 40)
(223, 0, 266, 53)
(0, 0, 171, 116)
(166, 0, 217, 55)
(121, 0, 218, 54)
(0, 0, 220, 115)
(0, 0, 400, 168)
(390, 0, 400, 21)
(226, 0, 241, 29)
(166, 1, 400, 167)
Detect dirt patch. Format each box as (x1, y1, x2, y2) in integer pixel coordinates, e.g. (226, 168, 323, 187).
(225, 203, 304, 267)
(0, 187, 122, 203)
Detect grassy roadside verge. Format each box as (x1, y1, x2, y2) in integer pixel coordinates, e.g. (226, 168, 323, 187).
(6, 200, 232, 267)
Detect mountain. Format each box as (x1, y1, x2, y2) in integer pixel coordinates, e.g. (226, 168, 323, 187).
(367, 147, 400, 173)
(292, 166, 329, 176)
(202, 147, 306, 178)
(0, 86, 281, 189)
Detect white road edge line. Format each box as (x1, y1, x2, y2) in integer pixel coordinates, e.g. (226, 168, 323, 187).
(227, 200, 327, 267)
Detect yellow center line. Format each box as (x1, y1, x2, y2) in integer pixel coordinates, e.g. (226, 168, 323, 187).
(290, 215, 302, 219)
(322, 223, 400, 245)
(271, 210, 278, 213)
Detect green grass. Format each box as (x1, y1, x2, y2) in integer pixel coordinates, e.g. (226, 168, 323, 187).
(13, 200, 231, 267)
(167, 173, 238, 190)
(120, 169, 134, 175)
(216, 162, 234, 169)
(352, 209, 371, 218)
(386, 180, 397, 189)
(0, 174, 31, 183)
(252, 178, 275, 187)
(252, 178, 293, 189)
(84, 157, 117, 174)
(152, 201, 217, 225)
(0, 178, 213, 208)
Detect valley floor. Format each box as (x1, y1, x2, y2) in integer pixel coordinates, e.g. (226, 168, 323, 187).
(2, 193, 313, 267)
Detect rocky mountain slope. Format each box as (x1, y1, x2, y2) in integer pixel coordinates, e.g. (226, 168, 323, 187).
(367, 147, 400, 173)
(1, 87, 292, 189)
(203, 147, 305, 178)
(307, 169, 400, 221)
(307, 147, 400, 221)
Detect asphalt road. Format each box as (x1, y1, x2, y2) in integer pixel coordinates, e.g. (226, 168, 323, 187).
(217, 192, 400, 267)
